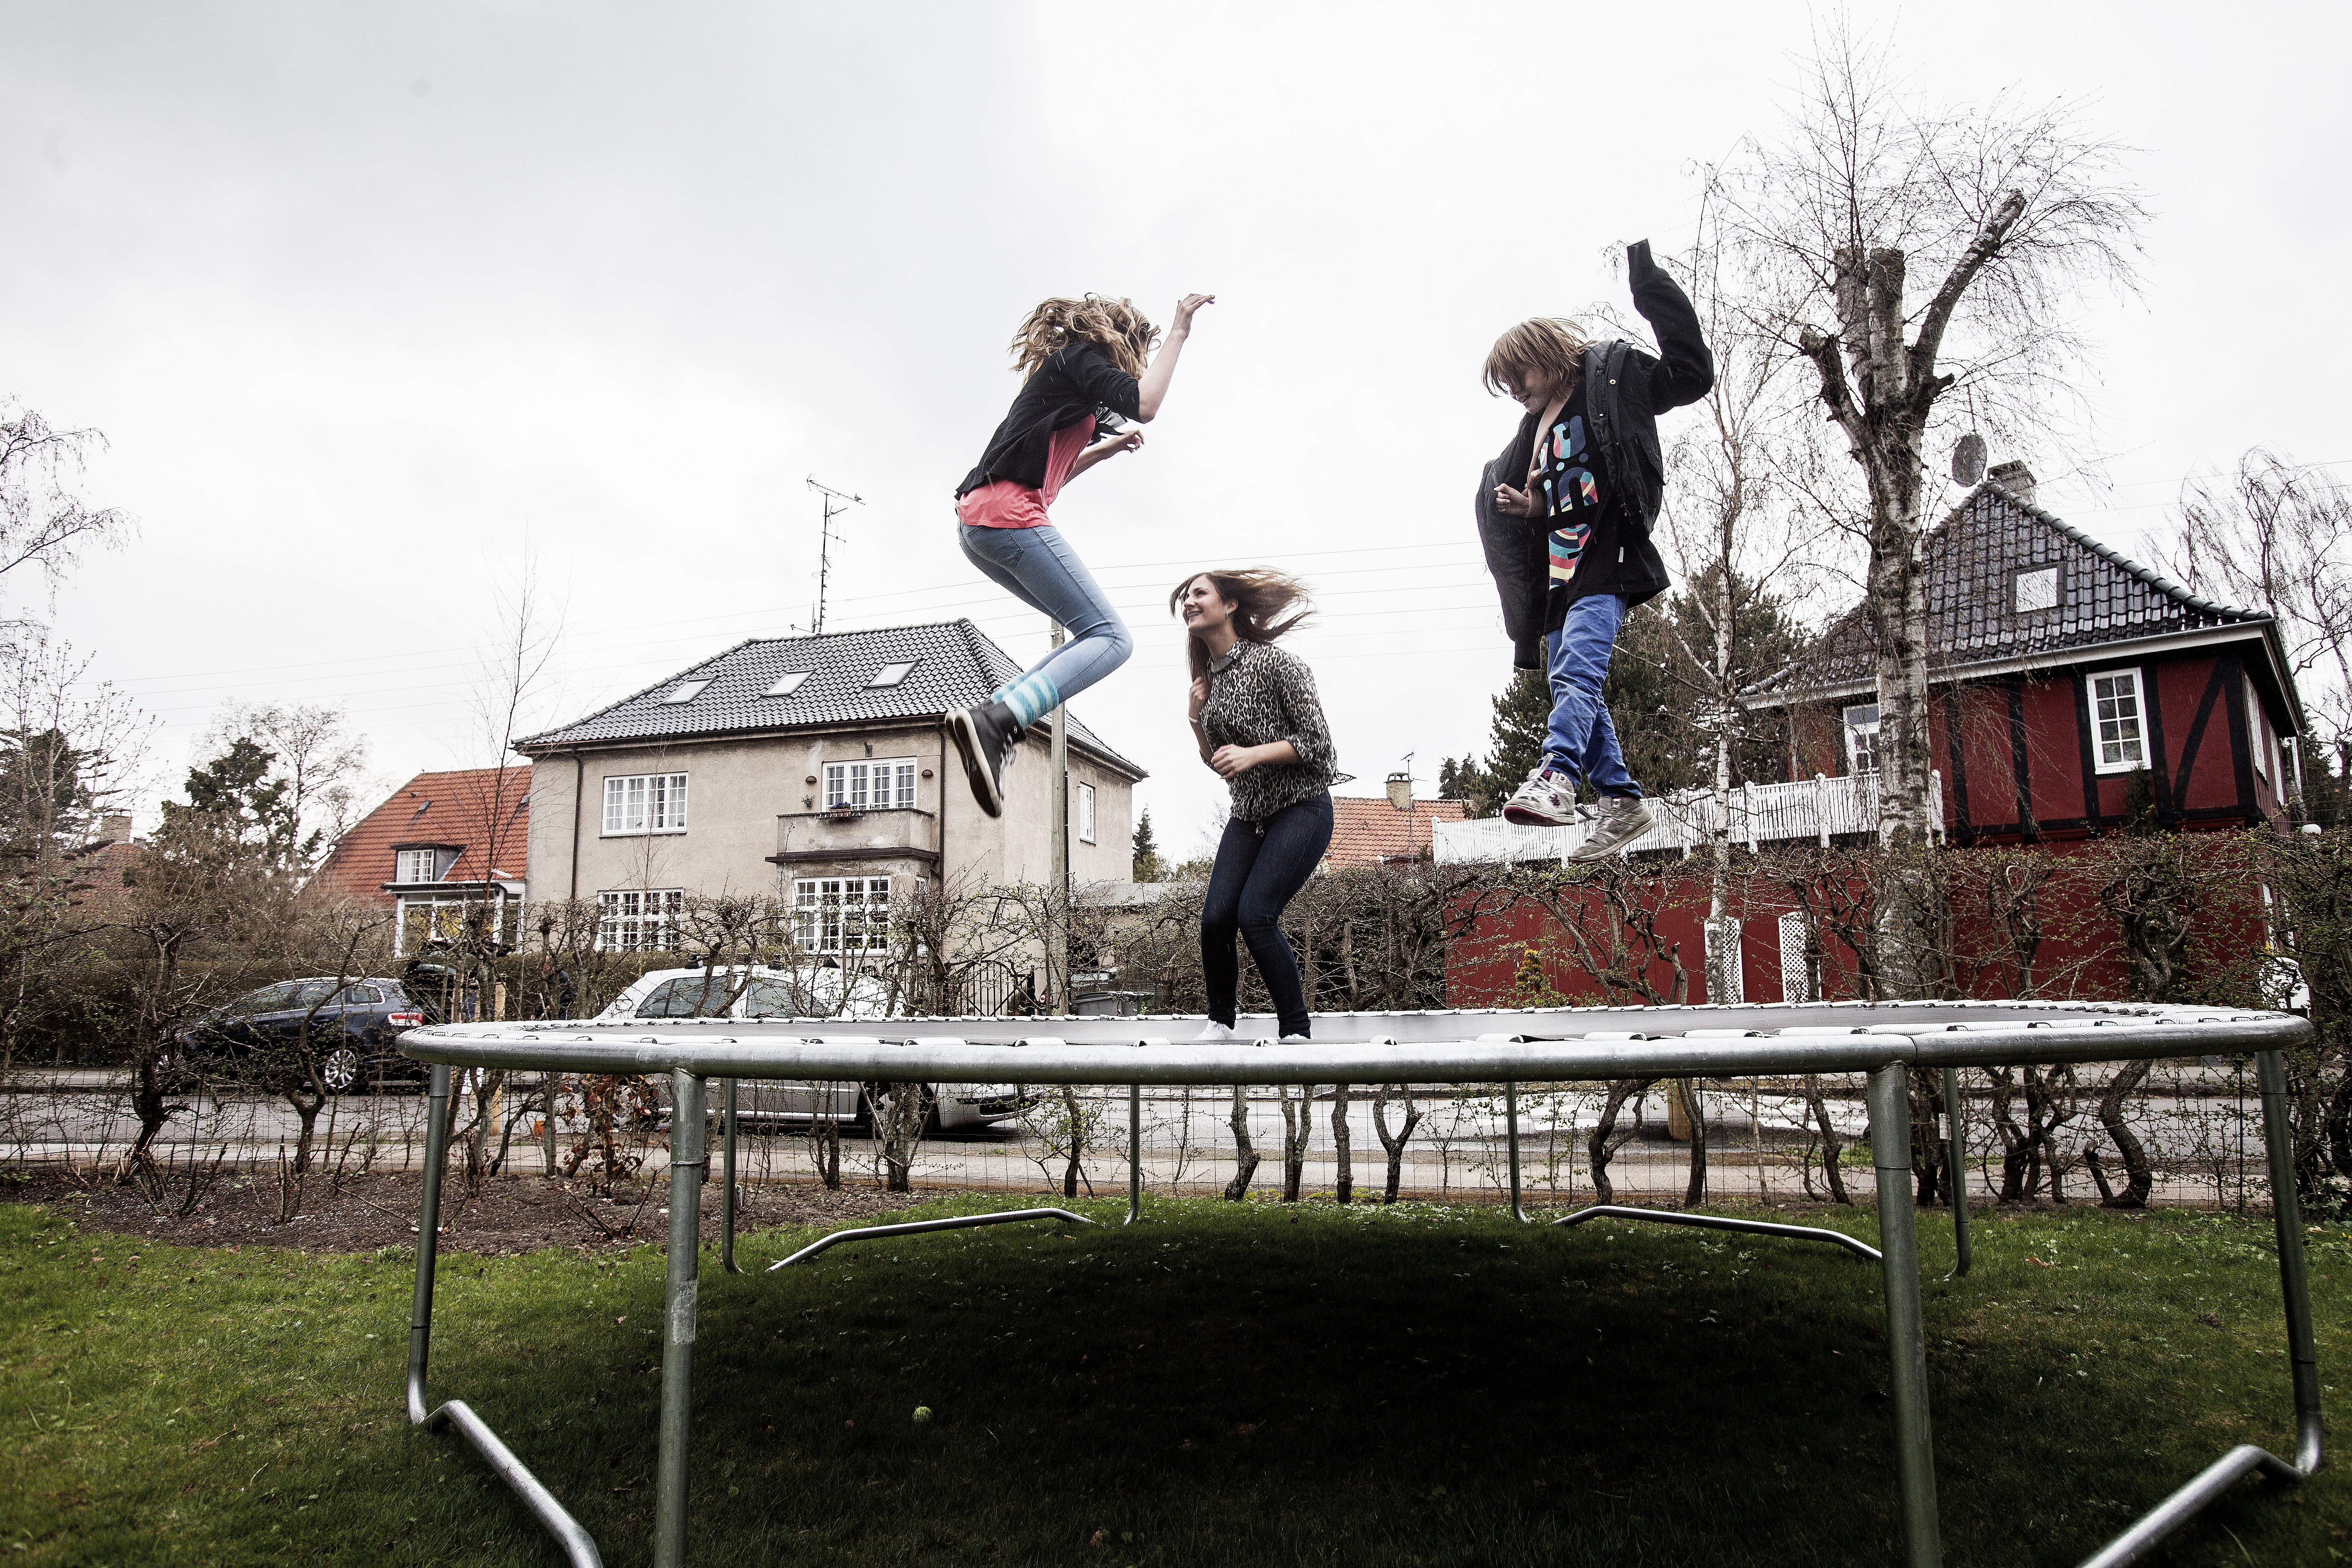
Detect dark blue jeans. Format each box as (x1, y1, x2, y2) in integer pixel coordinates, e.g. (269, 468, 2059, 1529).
(1200, 792, 1334, 1039)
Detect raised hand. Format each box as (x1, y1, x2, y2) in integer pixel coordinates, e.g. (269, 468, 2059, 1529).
(1170, 294, 1215, 335)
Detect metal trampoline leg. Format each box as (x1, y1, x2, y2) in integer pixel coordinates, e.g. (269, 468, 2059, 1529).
(721, 1077, 739, 1275)
(1870, 1062, 1942, 1568)
(407, 1063, 451, 1426)
(654, 1071, 707, 1568)
(1506, 1081, 1529, 1223)
(1125, 1085, 1141, 1225)
(1943, 1066, 1971, 1277)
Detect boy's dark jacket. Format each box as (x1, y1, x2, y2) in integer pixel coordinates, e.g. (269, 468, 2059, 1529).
(957, 343, 1141, 499)
(1475, 239, 1714, 668)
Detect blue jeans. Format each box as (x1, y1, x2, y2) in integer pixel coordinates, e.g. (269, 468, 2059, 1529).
(1543, 593, 1641, 797)
(1201, 792, 1334, 1039)
(957, 524, 1133, 719)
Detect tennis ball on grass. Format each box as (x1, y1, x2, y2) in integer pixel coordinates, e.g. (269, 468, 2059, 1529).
(913, 1406, 933, 1424)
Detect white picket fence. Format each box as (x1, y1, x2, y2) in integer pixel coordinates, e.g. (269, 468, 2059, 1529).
(1432, 771, 1946, 865)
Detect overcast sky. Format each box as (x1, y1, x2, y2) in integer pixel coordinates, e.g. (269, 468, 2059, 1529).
(5, 2, 2347, 861)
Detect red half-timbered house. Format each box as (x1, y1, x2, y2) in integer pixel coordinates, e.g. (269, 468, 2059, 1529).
(1749, 464, 2305, 841)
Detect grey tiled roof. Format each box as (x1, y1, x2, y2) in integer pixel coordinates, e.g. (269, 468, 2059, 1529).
(516, 619, 1145, 777)
(1751, 480, 2274, 698)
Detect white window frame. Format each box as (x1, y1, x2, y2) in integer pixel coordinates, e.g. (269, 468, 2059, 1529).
(661, 679, 711, 706)
(2087, 667, 2149, 775)
(822, 758, 917, 812)
(602, 772, 689, 835)
(2246, 675, 2270, 782)
(2013, 564, 2061, 614)
(395, 847, 443, 885)
(867, 660, 918, 689)
(397, 895, 501, 956)
(763, 671, 810, 698)
(1077, 780, 1097, 844)
(1842, 702, 1880, 776)
(597, 888, 683, 952)
(792, 876, 892, 954)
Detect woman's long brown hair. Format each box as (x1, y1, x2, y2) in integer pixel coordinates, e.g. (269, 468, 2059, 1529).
(1009, 296, 1159, 380)
(1168, 569, 1315, 681)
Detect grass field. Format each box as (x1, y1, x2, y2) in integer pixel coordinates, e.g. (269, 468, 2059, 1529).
(2, 1191, 2347, 1566)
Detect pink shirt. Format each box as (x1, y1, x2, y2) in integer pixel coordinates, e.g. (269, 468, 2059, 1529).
(955, 416, 1096, 529)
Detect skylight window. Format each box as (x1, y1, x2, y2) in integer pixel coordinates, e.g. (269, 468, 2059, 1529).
(867, 660, 918, 689)
(2014, 565, 2060, 614)
(662, 679, 712, 705)
(763, 671, 810, 698)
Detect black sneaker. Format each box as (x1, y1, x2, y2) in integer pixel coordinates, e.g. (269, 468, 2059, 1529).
(948, 700, 1019, 818)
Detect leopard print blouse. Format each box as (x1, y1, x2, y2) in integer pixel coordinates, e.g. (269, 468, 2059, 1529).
(1199, 640, 1346, 822)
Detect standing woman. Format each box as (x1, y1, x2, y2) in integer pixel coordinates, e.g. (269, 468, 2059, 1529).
(948, 291, 1215, 817)
(1173, 570, 1343, 1042)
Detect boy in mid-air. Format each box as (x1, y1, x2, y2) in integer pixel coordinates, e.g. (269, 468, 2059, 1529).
(1477, 238, 1712, 860)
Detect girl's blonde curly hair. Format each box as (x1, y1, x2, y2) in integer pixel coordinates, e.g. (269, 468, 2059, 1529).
(1009, 295, 1159, 380)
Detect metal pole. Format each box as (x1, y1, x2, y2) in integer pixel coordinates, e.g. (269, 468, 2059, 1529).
(1049, 620, 1070, 1016)
(653, 1071, 707, 1568)
(1125, 1083, 1142, 1225)
(542, 1071, 559, 1178)
(721, 1078, 739, 1274)
(407, 1062, 452, 1426)
(1505, 1082, 1529, 1222)
(2257, 1048, 2323, 1473)
(1869, 1062, 1943, 1568)
(1942, 1067, 1971, 1277)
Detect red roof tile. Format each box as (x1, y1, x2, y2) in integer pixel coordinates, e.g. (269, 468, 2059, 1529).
(314, 767, 531, 907)
(1323, 795, 1471, 870)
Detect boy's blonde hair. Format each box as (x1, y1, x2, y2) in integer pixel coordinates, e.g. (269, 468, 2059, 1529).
(1483, 317, 1591, 398)
(1010, 295, 1159, 380)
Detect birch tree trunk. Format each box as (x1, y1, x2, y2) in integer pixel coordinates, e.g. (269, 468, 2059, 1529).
(1331, 1082, 1353, 1204)
(1222, 1084, 1260, 1201)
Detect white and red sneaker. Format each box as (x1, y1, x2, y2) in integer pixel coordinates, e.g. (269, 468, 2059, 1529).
(1501, 766, 1582, 827)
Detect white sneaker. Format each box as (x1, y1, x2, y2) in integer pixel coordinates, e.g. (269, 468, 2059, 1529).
(1279, 1034, 1310, 1043)
(1194, 1021, 1237, 1042)
(1567, 795, 1656, 861)
(1502, 766, 1581, 827)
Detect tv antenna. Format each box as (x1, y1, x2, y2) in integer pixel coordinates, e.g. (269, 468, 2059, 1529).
(805, 476, 864, 635)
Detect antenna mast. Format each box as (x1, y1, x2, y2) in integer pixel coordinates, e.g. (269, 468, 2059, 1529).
(805, 476, 864, 635)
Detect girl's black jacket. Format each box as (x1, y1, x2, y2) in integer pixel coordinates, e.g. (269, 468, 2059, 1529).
(956, 343, 1141, 500)
(1474, 239, 1714, 668)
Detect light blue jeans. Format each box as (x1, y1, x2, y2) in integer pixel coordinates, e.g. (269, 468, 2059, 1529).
(957, 523, 1134, 721)
(1543, 592, 1641, 798)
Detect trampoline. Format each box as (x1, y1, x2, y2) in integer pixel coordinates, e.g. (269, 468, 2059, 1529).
(399, 999, 2324, 1568)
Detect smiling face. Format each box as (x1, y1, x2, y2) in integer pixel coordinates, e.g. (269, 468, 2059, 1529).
(1178, 574, 1237, 637)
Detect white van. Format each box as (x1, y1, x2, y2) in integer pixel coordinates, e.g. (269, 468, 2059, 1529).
(600, 965, 1029, 1134)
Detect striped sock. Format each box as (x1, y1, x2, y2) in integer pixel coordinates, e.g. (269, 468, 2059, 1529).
(994, 670, 1060, 730)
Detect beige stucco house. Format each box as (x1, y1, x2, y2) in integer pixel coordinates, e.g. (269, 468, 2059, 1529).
(516, 619, 1144, 954)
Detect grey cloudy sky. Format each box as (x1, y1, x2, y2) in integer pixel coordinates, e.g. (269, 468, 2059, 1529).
(5, 2, 2347, 856)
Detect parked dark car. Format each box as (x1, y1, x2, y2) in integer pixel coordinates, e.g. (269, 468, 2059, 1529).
(173, 977, 428, 1093)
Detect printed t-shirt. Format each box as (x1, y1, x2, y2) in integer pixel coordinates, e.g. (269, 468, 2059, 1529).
(956, 416, 1097, 530)
(1528, 384, 1617, 632)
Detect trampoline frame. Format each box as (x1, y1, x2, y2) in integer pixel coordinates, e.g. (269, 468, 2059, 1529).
(398, 999, 2324, 1568)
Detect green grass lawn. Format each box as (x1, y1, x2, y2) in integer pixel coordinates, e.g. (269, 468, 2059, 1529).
(2, 1192, 2347, 1567)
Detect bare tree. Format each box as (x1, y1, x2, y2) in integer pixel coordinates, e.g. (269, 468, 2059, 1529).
(1716, 29, 2145, 877)
(199, 702, 369, 860)
(0, 403, 130, 618)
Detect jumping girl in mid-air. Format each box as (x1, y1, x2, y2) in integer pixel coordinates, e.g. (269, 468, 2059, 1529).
(1174, 569, 1342, 1042)
(948, 292, 1214, 816)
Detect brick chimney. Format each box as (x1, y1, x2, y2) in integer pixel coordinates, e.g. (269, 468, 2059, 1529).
(1385, 772, 1413, 811)
(1987, 460, 2037, 506)
(98, 813, 132, 844)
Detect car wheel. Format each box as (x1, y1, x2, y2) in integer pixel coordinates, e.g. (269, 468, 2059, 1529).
(320, 1046, 363, 1095)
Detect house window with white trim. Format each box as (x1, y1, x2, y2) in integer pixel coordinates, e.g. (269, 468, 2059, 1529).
(823, 759, 916, 811)
(1842, 703, 1880, 775)
(1077, 781, 1097, 844)
(602, 773, 689, 835)
(2246, 676, 2271, 782)
(598, 888, 683, 951)
(792, 876, 892, 954)
(395, 848, 443, 884)
(2088, 669, 2148, 774)
(397, 895, 505, 957)
(2014, 565, 2061, 613)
